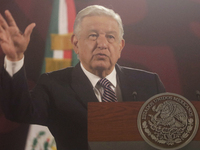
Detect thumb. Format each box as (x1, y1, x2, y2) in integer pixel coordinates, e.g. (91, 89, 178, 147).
(24, 23, 36, 39)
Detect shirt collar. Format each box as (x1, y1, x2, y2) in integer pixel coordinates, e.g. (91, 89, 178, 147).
(80, 63, 117, 88)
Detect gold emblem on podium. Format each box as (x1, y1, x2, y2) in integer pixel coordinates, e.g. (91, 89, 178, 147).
(137, 93, 199, 150)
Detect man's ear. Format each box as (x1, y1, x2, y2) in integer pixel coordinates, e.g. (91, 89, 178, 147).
(119, 39, 125, 53)
(117, 39, 125, 59)
(71, 34, 79, 54)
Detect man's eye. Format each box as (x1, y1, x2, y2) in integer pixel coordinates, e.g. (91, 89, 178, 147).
(107, 35, 115, 42)
(107, 35, 114, 39)
(90, 34, 97, 37)
(89, 34, 98, 38)
(89, 34, 98, 40)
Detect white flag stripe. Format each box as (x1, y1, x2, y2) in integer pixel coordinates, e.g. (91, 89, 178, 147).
(53, 0, 68, 58)
(53, 50, 64, 59)
(59, 0, 68, 34)
(25, 125, 56, 150)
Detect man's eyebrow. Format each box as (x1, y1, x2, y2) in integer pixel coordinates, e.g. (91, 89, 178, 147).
(88, 29, 98, 33)
(106, 31, 118, 35)
(88, 30, 118, 34)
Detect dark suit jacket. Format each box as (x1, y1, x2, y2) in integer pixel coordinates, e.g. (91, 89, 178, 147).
(0, 63, 165, 150)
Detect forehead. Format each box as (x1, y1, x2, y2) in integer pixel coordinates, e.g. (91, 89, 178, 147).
(80, 15, 120, 33)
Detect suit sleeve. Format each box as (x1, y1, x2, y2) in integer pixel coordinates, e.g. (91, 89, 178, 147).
(0, 66, 50, 125)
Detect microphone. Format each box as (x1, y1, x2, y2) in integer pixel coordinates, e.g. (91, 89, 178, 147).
(196, 90, 200, 101)
(132, 91, 137, 101)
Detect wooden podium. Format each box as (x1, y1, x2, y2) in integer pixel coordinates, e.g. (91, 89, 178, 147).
(88, 101, 200, 149)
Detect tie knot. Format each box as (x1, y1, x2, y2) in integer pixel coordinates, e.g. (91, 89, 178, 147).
(99, 78, 111, 88)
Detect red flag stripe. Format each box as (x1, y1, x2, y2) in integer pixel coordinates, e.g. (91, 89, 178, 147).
(64, 0, 76, 59)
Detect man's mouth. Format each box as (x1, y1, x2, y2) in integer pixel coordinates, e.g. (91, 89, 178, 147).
(97, 53, 106, 56)
(95, 53, 107, 59)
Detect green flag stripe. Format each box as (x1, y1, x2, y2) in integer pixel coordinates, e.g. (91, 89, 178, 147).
(41, 0, 59, 73)
(72, 50, 79, 66)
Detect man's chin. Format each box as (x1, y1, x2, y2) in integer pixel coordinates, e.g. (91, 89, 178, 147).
(90, 61, 114, 72)
(95, 66, 107, 71)
(92, 64, 112, 72)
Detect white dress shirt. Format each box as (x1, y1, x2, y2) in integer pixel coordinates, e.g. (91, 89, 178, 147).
(4, 56, 24, 77)
(80, 63, 122, 102)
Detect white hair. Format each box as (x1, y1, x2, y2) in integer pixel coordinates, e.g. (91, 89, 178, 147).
(73, 5, 124, 39)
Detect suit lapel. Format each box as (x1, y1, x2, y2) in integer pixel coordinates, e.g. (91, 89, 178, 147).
(116, 64, 138, 102)
(71, 63, 99, 109)
(71, 63, 139, 107)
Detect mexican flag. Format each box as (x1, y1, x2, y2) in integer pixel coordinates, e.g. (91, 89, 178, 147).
(25, 0, 77, 149)
(42, 0, 78, 73)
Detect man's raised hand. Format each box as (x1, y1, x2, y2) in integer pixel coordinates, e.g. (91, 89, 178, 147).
(0, 10, 35, 61)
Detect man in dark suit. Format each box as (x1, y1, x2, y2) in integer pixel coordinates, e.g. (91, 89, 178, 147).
(0, 5, 165, 150)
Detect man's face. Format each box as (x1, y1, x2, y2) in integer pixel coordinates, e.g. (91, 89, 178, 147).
(72, 15, 125, 76)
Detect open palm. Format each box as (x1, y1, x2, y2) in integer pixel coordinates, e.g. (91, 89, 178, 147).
(0, 10, 35, 61)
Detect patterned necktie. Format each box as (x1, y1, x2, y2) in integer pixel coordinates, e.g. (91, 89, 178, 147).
(99, 78, 117, 102)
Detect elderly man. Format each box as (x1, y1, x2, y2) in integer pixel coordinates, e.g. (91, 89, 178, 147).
(0, 5, 165, 150)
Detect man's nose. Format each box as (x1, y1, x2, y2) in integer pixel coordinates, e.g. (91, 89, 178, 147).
(97, 35, 108, 49)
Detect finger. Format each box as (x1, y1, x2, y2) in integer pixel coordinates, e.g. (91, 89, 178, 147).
(0, 27, 6, 42)
(0, 25, 6, 38)
(24, 23, 36, 39)
(4, 10, 17, 27)
(0, 14, 9, 29)
(0, 23, 4, 32)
